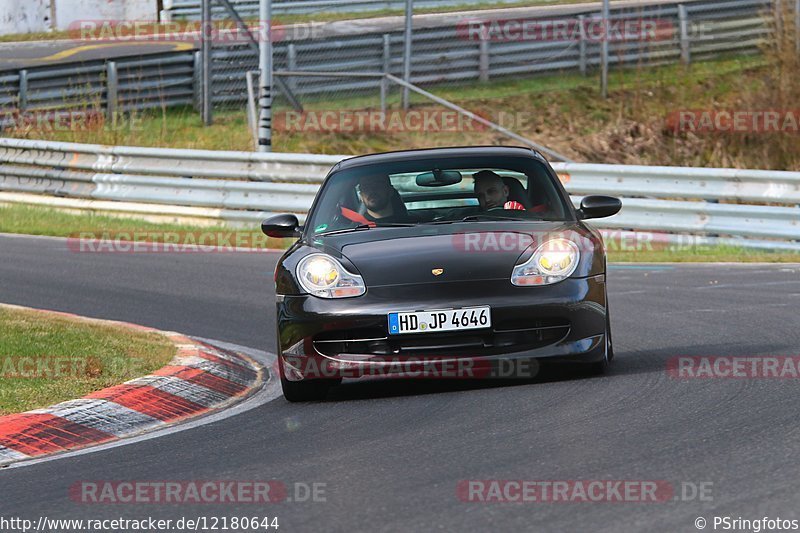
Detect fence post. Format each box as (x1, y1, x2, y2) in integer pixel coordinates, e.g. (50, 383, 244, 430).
(578, 15, 587, 75)
(18, 69, 28, 112)
(245, 71, 259, 151)
(201, 0, 212, 125)
(258, 0, 274, 151)
(192, 50, 202, 112)
(106, 61, 118, 125)
(678, 4, 691, 64)
(600, 0, 609, 98)
(287, 43, 298, 94)
(381, 33, 391, 114)
(402, 0, 413, 110)
(479, 33, 490, 82)
(161, 0, 174, 22)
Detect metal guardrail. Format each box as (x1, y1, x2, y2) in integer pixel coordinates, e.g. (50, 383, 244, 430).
(1, 137, 798, 250)
(0, 0, 776, 122)
(0, 52, 198, 128)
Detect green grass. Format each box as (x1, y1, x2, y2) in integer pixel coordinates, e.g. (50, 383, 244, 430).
(608, 244, 800, 263)
(0, 204, 287, 249)
(0, 307, 176, 415)
(0, 203, 224, 237)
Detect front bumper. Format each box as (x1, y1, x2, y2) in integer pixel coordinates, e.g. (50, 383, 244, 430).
(277, 275, 607, 381)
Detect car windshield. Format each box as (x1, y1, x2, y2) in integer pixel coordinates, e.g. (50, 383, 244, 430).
(306, 155, 572, 236)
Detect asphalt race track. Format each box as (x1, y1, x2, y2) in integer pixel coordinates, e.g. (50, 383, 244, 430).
(0, 41, 195, 70)
(1, 233, 799, 531)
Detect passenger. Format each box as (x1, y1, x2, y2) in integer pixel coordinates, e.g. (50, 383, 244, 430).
(473, 170, 525, 211)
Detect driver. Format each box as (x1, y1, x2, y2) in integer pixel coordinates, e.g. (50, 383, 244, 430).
(359, 175, 398, 221)
(340, 175, 415, 225)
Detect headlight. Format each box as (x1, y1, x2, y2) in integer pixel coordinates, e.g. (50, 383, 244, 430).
(296, 253, 366, 298)
(511, 238, 580, 286)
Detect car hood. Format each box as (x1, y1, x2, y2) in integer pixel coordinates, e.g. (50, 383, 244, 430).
(312, 222, 583, 287)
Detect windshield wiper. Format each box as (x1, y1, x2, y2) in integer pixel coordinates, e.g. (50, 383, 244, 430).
(459, 214, 528, 222)
(419, 219, 458, 225)
(374, 222, 418, 227)
(319, 224, 372, 236)
(317, 223, 415, 236)
(420, 215, 527, 225)
(454, 214, 528, 222)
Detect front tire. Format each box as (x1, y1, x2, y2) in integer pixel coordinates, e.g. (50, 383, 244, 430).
(277, 349, 338, 402)
(281, 375, 332, 402)
(588, 311, 613, 375)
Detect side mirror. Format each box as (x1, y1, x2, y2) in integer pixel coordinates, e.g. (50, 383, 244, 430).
(261, 214, 301, 238)
(578, 195, 622, 220)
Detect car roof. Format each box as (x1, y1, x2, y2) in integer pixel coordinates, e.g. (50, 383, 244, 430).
(332, 146, 547, 173)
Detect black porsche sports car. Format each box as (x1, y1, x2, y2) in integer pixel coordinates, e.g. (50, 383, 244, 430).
(262, 146, 622, 401)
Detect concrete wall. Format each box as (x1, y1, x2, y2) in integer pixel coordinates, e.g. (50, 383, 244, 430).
(53, 0, 156, 29)
(0, 0, 52, 35)
(0, 0, 156, 35)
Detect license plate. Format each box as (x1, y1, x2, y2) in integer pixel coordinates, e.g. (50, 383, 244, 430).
(388, 306, 491, 335)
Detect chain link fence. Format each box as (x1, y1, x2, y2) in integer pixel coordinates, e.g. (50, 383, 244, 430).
(203, 0, 780, 114)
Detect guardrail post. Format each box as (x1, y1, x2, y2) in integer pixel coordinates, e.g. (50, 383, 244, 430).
(161, 0, 174, 22)
(578, 15, 587, 75)
(246, 70, 260, 151)
(287, 44, 298, 94)
(479, 33, 490, 82)
(600, 0, 609, 98)
(106, 61, 119, 125)
(201, 0, 213, 126)
(192, 50, 202, 113)
(678, 4, 691, 64)
(381, 34, 391, 114)
(18, 69, 28, 112)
